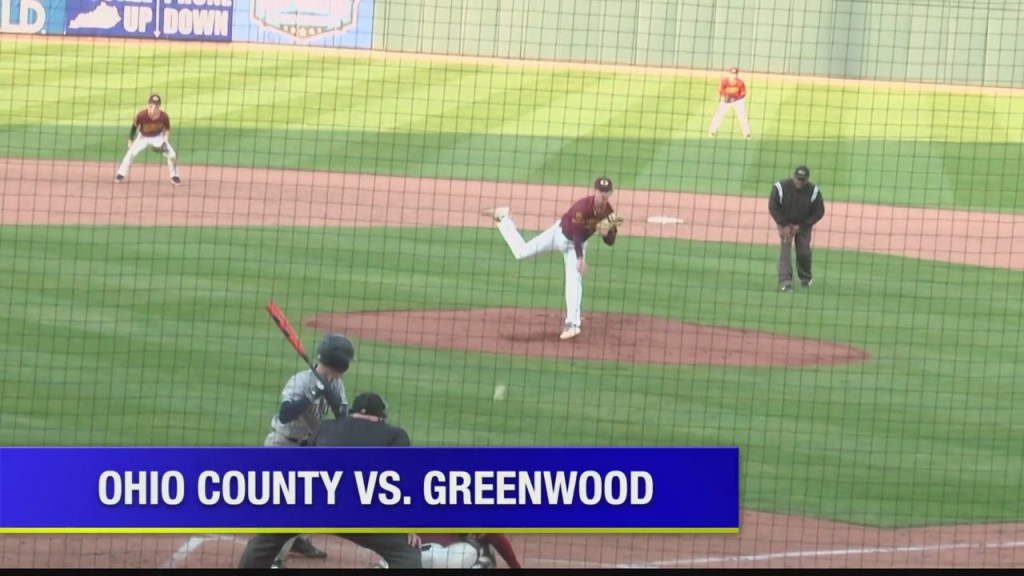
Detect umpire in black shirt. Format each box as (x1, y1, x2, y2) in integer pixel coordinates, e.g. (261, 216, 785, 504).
(237, 392, 423, 569)
(768, 165, 826, 291)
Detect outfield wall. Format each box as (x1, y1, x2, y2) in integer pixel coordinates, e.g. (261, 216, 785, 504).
(374, 0, 1024, 88)
(1, 0, 1022, 87)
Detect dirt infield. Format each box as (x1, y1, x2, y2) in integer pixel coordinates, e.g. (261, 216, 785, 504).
(1, 157, 1023, 568)
(305, 308, 871, 367)
(4, 159, 1022, 270)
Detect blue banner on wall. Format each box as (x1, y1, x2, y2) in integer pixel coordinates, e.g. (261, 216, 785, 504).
(0, 447, 739, 533)
(231, 0, 373, 49)
(63, 0, 232, 41)
(0, 0, 66, 34)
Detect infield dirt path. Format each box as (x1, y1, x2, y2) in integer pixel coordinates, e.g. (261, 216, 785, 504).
(1, 157, 1023, 569)
(4, 159, 1023, 270)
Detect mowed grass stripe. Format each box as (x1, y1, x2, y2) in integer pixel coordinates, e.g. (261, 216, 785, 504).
(3, 41, 1024, 211)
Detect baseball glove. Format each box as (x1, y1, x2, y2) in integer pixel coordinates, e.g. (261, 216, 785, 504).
(597, 212, 624, 234)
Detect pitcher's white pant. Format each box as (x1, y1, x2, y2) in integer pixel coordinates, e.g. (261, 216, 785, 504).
(117, 133, 179, 178)
(709, 98, 751, 136)
(497, 216, 585, 327)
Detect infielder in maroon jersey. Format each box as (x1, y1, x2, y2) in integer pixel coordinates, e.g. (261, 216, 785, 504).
(709, 67, 751, 139)
(115, 94, 181, 185)
(483, 177, 621, 341)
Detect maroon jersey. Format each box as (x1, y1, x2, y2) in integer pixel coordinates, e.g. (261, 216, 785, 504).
(134, 109, 171, 137)
(560, 195, 618, 258)
(419, 533, 522, 569)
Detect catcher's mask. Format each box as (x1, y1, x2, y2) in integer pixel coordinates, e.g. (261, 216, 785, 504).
(316, 333, 355, 374)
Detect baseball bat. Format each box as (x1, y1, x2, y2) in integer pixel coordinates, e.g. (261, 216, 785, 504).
(265, 301, 330, 392)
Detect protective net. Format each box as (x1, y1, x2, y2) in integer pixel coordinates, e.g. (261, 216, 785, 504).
(1, 0, 1023, 569)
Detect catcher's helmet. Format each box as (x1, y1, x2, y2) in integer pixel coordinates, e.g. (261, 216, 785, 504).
(316, 333, 355, 373)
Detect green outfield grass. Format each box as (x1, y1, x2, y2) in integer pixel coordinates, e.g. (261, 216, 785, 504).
(1, 225, 1022, 527)
(2, 41, 1023, 212)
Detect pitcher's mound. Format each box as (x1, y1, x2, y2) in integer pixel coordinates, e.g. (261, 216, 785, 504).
(305, 308, 869, 367)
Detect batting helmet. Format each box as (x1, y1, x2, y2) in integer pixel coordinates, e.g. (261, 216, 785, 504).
(316, 333, 355, 373)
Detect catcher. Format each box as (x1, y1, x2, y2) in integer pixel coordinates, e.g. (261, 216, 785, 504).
(708, 67, 751, 139)
(482, 177, 623, 340)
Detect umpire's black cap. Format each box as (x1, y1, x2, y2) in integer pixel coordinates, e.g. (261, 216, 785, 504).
(351, 392, 388, 419)
(794, 165, 810, 180)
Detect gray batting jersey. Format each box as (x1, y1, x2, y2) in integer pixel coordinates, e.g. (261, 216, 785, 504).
(269, 369, 347, 442)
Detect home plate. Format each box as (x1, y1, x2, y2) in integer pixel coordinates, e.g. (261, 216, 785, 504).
(647, 216, 685, 224)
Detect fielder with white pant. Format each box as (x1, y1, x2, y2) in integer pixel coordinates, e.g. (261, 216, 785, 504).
(709, 67, 751, 139)
(115, 93, 182, 185)
(482, 177, 621, 341)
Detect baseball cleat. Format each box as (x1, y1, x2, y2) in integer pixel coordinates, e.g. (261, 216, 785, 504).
(801, 279, 813, 288)
(559, 324, 581, 340)
(171, 176, 182, 185)
(780, 285, 793, 292)
(114, 175, 124, 183)
(481, 206, 510, 222)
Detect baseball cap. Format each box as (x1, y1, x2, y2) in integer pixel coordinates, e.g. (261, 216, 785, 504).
(794, 165, 810, 180)
(351, 392, 388, 419)
(149, 94, 162, 105)
(729, 67, 739, 74)
(594, 177, 613, 193)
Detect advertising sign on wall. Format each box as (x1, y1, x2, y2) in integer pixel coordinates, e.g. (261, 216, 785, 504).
(231, 0, 373, 48)
(0, 0, 66, 34)
(63, 0, 232, 41)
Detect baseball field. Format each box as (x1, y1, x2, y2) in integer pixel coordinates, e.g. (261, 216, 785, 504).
(1, 35, 1024, 568)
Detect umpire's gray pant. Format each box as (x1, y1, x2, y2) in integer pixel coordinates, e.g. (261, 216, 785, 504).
(778, 225, 813, 287)
(237, 533, 423, 569)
